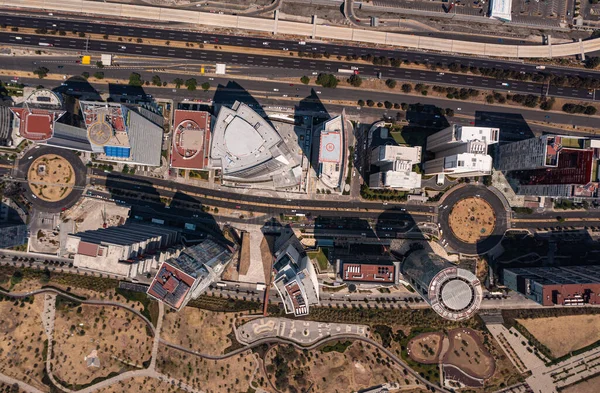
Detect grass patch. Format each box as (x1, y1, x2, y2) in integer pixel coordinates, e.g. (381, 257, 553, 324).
(320, 340, 352, 353)
(187, 295, 262, 313)
(307, 247, 329, 271)
(115, 287, 159, 327)
(189, 170, 209, 180)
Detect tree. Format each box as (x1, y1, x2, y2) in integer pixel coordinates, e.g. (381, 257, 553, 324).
(315, 73, 338, 88)
(128, 72, 143, 87)
(300, 75, 310, 85)
(366, 100, 375, 107)
(585, 105, 597, 115)
(348, 74, 362, 87)
(81, 71, 90, 79)
(201, 82, 210, 91)
(357, 99, 365, 106)
(93, 72, 104, 79)
(172, 78, 184, 88)
(385, 79, 397, 88)
(95, 61, 104, 68)
(585, 56, 600, 69)
(384, 101, 393, 109)
(401, 83, 412, 93)
(33, 67, 49, 79)
(185, 78, 197, 91)
(445, 108, 455, 117)
(151, 75, 162, 86)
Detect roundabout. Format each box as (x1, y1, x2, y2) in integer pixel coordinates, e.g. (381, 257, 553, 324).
(18, 146, 87, 212)
(438, 185, 508, 255)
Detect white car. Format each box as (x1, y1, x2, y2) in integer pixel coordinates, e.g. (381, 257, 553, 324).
(273, 88, 279, 92)
(262, 42, 269, 46)
(283, 94, 288, 97)
(316, 91, 321, 94)
(457, 108, 461, 111)
(439, 72, 445, 75)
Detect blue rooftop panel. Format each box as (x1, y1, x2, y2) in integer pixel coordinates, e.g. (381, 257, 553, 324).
(104, 146, 131, 158)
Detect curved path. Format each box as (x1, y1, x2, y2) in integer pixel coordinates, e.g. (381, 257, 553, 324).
(4, 0, 600, 58)
(161, 334, 451, 393)
(438, 184, 508, 255)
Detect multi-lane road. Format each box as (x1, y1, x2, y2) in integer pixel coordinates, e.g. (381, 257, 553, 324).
(2, 15, 600, 101)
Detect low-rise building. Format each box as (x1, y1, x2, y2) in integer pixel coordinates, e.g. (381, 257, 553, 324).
(147, 237, 235, 310)
(66, 222, 181, 278)
(369, 145, 422, 191)
(341, 262, 399, 284)
(497, 135, 600, 198)
(502, 265, 600, 306)
(272, 231, 319, 317)
(424, 125, 499, 178)
(170, 110, 211, 170)
(10, 89, 65, 142)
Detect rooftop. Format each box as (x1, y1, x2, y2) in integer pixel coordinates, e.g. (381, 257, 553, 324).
(10, 107, 65, 141)
(319, 130, 342, 163)
(147, 262, 195, 310)
(170, 110, 211, 170)
(342, 263, 396, 283)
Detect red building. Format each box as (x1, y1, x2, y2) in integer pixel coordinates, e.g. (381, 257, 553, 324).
(170, 110, 211, 170)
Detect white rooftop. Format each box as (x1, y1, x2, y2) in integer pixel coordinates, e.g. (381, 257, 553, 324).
(456, 126, 499, 145)
(445, 153, 493, 173)
(489, 0, 512, 21)
(372, 145, 421, 164)
(383, 170, 422, 190)
(319, 130, 342, 163)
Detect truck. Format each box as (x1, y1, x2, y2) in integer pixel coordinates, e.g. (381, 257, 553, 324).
(535, 65, 546, 70)
(38, 42, 53, 47)
(215, 63, 226, 75)
(216, 282, 227, 288)
(338, 68, 359, 75)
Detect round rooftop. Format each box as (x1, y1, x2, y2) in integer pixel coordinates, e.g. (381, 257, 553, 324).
(429, 267, 483, 321)
(224, 117, 264, 157)
(88, 121, 112, 145)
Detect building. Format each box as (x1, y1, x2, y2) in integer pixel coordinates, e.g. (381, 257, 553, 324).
(317, 112, 348, 191)
(424, 125, 499, 177)
(170, 110, 211, 170)
(489, 0, 512, 21)
(66, 222, 181, 278)
(341, 262, 399, 284)
(272, 231, 319, 316)
(502, 265, 600, 306)
(497, 135, 600, 198)
(0, 223, 27, 249)
(147, 238, 234, 310)
(10, 89, 65, 142)
(46, 101, 164, 166)
(369, 145, 422, 190)
(402, 249, 483, 320)
(210, 101, 301, 189)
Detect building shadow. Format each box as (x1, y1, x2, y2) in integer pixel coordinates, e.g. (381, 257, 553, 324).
(474, 111, 534, 142)
(294, 88, 332, 167)
(53, 75, 102, 102)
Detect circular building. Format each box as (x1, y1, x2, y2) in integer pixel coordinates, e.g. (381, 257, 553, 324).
(402, 249, 483, 321)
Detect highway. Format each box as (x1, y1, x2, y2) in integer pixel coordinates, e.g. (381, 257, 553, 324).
(4, 13, 600, 81)
(1, 30, 599, 102)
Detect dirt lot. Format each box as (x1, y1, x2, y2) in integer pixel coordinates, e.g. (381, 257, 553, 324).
(94, 376, 186, 393)
(63, 199, 129, 233)
(0, 295, 48, 392)
(518, 314, 600, 357)
(160, 307, 243, 355)
(407, 332, 444, 364)
(28, 154, 75, 202)
(52, 303, 153, 387)
(157, 344, 258, 393)
(562, 373, 600, 393)
(265, 342, 419, 393)
(448, 197, 496, 244)
(443, 328, 495, 380)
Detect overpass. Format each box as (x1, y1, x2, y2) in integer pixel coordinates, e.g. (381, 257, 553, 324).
(3, 0, 600, 59)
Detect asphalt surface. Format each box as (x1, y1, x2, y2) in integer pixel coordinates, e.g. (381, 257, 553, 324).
(17, 146, 87, 213)
(438, 185, 508, 255)
(1, 30, 599, 102)
(4, 13, 600, 80)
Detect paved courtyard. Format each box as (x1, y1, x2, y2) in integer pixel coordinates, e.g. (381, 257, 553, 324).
(237, 317, 369, 345)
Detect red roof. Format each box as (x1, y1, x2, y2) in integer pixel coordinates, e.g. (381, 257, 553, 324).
(77, 241, 99, 257)
(342, 263, 395, 283)
(170, 110, 211, 170)
(10, 107, 63, 141)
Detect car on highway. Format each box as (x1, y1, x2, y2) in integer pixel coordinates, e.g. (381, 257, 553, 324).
(273, 88, 279, 91)
(283, 94, 288, 97)
(501, 82, 509, 86)
(15, 36, 22, 40)
(262, 42, 269, 46)
(282, 47, 289, 51)
(120, 46, 126, 49)
(438, 72, 444, 75)
(316, 91, 321, 94)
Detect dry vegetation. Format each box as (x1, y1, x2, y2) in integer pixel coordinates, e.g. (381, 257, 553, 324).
(518, 315, 600, 357)
(156, 344, 258, 393)
(443, 328, 495, 379)
(51, 303, 153, 387)
(27, 155, 75, 202)
(264, 342, 420, 393)
(160, 307, 246, 355)
(562, 374, 600, 393)
(94, 376, 186, 393)
(448, 197, 496, 244)
(0, 295, 48, 392)
(407, 332, 443, 363)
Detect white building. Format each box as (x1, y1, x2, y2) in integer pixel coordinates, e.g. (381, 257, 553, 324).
(272, 231, 319, 317)
(209, 101, 301, 189)
(317, 111, 348, 191)
(489, 0, 512, 21)
(369, 145, 422, 191)
(424, 125, 499, 177)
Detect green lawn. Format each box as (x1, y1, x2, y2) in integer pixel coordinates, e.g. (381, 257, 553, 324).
(308, 248, 329, 271)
